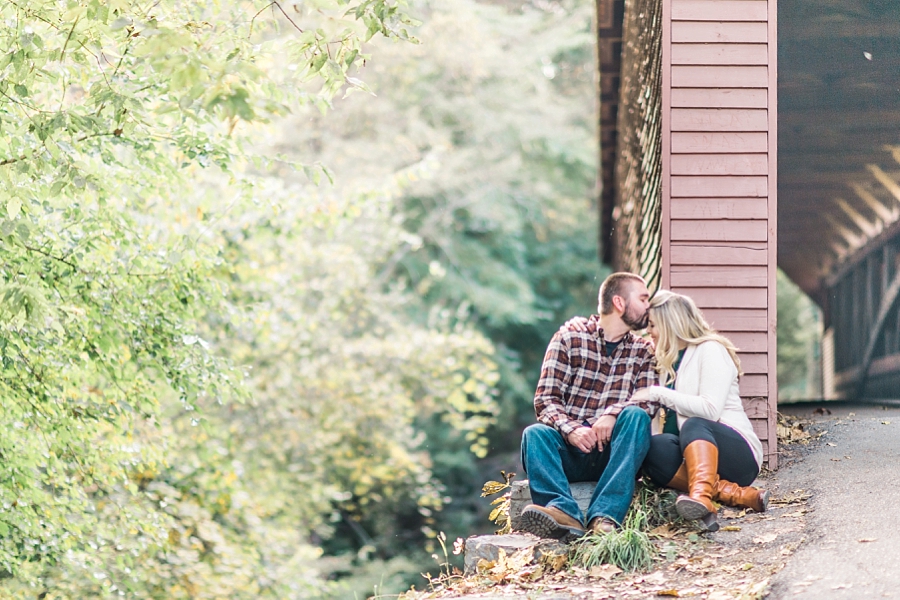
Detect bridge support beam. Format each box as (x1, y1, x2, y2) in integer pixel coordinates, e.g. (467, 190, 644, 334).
(855, 268, 900, 398)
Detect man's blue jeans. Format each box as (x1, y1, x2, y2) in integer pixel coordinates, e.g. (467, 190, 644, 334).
(520, 406, 651, 526)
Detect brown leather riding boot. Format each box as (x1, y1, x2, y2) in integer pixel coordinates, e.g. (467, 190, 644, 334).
(715, 480, 770, 513)
(676, 440, 719, 521)
(666, 463, 688, 492)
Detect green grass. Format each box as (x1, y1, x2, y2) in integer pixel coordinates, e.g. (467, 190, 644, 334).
(570, 481, 682, 573)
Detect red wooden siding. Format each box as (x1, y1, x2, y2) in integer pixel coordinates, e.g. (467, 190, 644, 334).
(663, 0, 778, 466)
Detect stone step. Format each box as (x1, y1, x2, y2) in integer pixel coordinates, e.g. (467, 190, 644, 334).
(510, 480, 597, 526)
(462, 533, 568, 574)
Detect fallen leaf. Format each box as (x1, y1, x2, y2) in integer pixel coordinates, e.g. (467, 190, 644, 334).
(656, 591, 680, 597)
(540, 551, 568, 571)
(643, 571, 667, 584)
(781, 509, 807, 518)
(858, 538, 877, 543)
(844, 455, 852, 459)
(831, 458, 841, 462)
(826, 442, 837, 447)
(753, 533, 778, 544)
(743, 579, 770, 596)
(650, 524, 676, 538)
(589, 563, 622, 580)
(476, 558, 496, 572)
(720, 525, 742, 532)
(813, 407, 832, 415)
(882, 421, 891, 425)
(832, 583, 852, 590)
(848, 412, 856, 416)
(741, 563, 755, 570)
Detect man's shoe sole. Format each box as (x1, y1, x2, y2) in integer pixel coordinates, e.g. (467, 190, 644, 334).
(517, 508, 585, 542)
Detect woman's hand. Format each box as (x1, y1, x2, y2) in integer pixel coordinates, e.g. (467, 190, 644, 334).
(631, 388, 653, 403)
(560, 316, 593, 334)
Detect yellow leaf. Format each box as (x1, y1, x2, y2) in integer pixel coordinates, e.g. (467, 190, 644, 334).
(476, 558, 496, 572)
(481, 481, 507, 496)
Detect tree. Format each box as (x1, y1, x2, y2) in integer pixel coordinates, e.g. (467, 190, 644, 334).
(265, 0, 603, 587)
(777, 269, 821, 400)
(0, 0, 439, 595)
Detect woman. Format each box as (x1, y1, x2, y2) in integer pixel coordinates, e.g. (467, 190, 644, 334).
(631, 290, 768, 531)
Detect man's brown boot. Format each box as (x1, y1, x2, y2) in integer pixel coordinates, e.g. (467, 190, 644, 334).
(675, 440, 720, 531)
(517, 504, 585, 541)
(715, 480, 770, 513)
(587, 516, 617, 534)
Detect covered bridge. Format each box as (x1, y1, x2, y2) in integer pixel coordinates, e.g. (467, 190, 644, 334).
(595, 0, 900, 467)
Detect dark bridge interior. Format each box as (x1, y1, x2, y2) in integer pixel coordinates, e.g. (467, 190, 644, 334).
(780, 0, 900, 397)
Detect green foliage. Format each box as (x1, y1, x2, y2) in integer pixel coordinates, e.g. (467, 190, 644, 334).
(275, 1, 602, 563)
(571, 524, 656, 573)
(777, 269, 821, 400)
(0, 0, 602, 596)
(631, 481, 681, 530)
(0, 0, 438, 595)
(570, 484, 663, 573)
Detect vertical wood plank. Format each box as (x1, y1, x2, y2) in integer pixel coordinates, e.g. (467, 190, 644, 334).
(766, 0, 779, 469)
(661, 0, 672, 291)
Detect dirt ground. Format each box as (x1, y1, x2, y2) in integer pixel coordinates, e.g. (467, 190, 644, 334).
(401, 411, 826, 600)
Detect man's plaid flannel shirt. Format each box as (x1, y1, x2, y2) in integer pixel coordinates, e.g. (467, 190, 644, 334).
(534, 314, 659, 437)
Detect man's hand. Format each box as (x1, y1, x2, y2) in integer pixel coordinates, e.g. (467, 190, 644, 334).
(566, 426, 597, 453)
(592, 415, 617, 450)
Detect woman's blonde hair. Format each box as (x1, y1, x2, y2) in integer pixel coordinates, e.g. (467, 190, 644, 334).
(650, 290, 742, 386)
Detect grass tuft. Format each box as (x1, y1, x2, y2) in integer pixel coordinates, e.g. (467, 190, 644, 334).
(570, 480, 684, 573)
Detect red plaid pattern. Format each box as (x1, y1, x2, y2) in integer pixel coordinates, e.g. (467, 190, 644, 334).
(534, 315, 658, 436)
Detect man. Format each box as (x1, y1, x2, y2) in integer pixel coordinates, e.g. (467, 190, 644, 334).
(517, 272, 657, 539)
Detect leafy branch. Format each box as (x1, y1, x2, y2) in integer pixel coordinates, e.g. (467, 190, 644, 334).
(482, 470, 516, 534)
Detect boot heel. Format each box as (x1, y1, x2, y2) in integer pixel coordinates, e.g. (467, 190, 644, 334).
(699, 512, 719, 532)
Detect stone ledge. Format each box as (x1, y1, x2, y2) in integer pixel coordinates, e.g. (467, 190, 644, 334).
(463, 533, 568, 574)
(510, 480, 597, 527)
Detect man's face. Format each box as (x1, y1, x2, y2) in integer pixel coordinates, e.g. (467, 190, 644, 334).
(620, 281, 651, 330)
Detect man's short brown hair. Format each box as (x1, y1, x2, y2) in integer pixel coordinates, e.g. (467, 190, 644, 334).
(598, 272, 646, 315)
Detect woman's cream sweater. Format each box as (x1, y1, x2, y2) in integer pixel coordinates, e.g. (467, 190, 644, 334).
(645, 340, 763, 467)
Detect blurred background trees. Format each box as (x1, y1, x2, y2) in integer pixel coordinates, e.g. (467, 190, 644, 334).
(0, 0, 821, 597)
(0, 0, 602, 597)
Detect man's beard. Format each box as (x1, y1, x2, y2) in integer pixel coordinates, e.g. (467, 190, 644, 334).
(622, 303, 649, 330)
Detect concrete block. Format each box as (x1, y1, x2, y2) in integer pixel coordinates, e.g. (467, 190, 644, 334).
(462, 533, 568, 574)
(509, 479, 597, 527)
